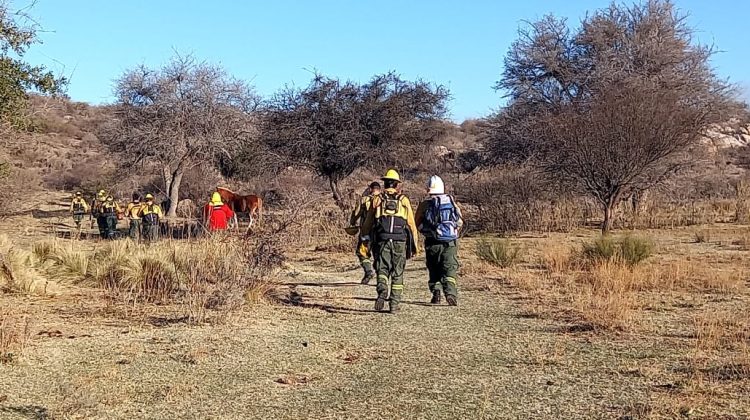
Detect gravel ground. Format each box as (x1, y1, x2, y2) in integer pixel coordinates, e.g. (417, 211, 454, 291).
(1, 250, 748, 419)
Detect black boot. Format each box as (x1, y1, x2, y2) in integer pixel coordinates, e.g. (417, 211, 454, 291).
(374, 289, 388, 311)
(361, 271, 375, 285)
(431, 290, 442, 305)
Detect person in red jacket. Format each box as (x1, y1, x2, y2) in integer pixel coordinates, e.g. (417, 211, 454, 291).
(204, 192, 235, 231)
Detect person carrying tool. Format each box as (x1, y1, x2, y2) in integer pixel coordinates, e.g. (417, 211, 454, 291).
(203, 192, 235, 232)
(416, 175, 464, 306)
(361, 169, 419, 313)
(125, 193, 144, 240)
(139, 193, 163, 242)
(70, 192, 90, 230)
(347, 181, 382, 284)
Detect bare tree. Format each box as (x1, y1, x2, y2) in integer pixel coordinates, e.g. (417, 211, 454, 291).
(235, 72, 449, 207)
(484, 0, 734, 233)
(100, 55, 257, 217)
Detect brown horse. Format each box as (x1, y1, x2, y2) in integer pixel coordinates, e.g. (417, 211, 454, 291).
(216, 187, 263, 226)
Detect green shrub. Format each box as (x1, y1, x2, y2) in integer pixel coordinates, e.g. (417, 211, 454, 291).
(476, 238, 523, 268)
(618, 236, 653, 265)
(581, 235, 653, 266)
(581, 236, 618, 262)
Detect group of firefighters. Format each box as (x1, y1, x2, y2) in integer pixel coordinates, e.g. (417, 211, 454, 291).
(69, 190, 237, 240)
(69, 170, 462, 314)
(349, 169, 463, 313)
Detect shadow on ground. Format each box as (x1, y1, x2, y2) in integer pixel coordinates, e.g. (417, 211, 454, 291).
(0, 405, 51, 420)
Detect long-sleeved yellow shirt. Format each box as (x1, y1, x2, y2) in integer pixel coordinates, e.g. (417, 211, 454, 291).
(361, 188, 419, 255)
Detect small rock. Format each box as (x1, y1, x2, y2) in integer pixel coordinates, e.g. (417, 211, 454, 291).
(546, 379, 555, 386)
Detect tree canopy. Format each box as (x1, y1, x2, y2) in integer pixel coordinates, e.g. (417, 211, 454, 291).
(0, 1, 67, 130)
(484, 0, 734, 233)
(235, 72, 449, 206)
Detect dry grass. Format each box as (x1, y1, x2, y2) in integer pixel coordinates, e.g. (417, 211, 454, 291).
(0, 310, 32, 363)
(538, 243, 576, 274)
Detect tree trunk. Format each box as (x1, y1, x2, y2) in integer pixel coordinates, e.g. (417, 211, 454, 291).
(167, 168, 184, 218)
(329, 176, 345, 210)
(602, 203, 614, 235)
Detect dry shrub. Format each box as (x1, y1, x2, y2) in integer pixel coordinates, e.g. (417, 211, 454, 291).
(571, 285, 635, 331)
(0, 236, 56, 295)
(457, 166, 585, 233)
(694, 311, 750, 353)
(693, 229, 711, 243)
(647, 261, 745, 294)
(0, 311, 32, 363)
(539, 243, 576, 274)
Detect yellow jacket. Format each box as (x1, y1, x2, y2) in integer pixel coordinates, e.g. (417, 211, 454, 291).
(361, 188, 419, 255)
(126, 202, 144, 219)
(349, 194, 377, 227)
(70, 197, 90, 214)
(139, 203, 163, 218)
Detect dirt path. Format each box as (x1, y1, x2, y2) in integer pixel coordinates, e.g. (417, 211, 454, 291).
(1, 254, 679, 419)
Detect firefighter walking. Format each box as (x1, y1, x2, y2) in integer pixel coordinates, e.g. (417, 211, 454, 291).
(416, 175, 464, 306)
(139, 193, 163, 242)
(125, 193, 143, 240)
(347, 181, 381, 284)
(361, 169, 419, 313)
(70, 192, 89, 230)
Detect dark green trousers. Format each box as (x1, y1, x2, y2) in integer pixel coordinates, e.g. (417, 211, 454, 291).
(105, 215, 118, 239)
(96, 215, 107, 238)
(129, 219, 142, 240)
(375, 240, 406, 307)
(425, 240, 459, 298)
(143, 224, 159, 242)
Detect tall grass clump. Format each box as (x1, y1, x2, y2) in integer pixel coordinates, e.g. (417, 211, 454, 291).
(0, 236, 54, 295)
(580, 235, 653, 266)
(475, 238, 524, 268)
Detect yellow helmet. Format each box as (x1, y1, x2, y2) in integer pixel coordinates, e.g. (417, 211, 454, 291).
(145, 193, 154, 200)
(211, 192, 223, 205)
(75, 191, 82, 197)
(381, 169, 401, 182)
(97, 189, 106, 196)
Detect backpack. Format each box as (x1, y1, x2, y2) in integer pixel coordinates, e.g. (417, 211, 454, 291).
(72, 199, 85, 214)
(375, 193, 408, 241)
(143, 205, 159, 225)
(422, 195, 459, 242)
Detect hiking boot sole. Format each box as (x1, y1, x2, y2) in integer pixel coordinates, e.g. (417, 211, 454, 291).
(446, 295, 458, 306)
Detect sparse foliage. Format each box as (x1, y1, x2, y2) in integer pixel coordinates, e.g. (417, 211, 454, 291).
(0, 1, 66, 131)
(100, 55, 257, 216)
(239, 72, 449, 207)
(484, 0, 733, 233)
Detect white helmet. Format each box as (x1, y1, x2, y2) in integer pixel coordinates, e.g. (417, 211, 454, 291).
(427, 175, 445, 195)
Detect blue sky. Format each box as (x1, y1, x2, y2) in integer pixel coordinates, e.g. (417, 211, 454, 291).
(18, 0, 750, 121)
